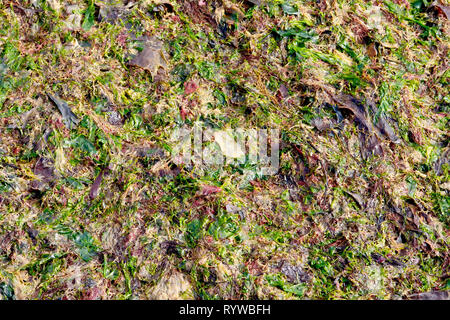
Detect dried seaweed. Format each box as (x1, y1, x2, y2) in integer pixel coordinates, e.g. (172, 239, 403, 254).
(47, 93, 79, 129)
(128, 37, 167, 79)
(0, 0, 448, 301)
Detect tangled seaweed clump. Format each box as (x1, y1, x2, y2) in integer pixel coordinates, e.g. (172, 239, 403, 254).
(0, 0, 449, 300)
